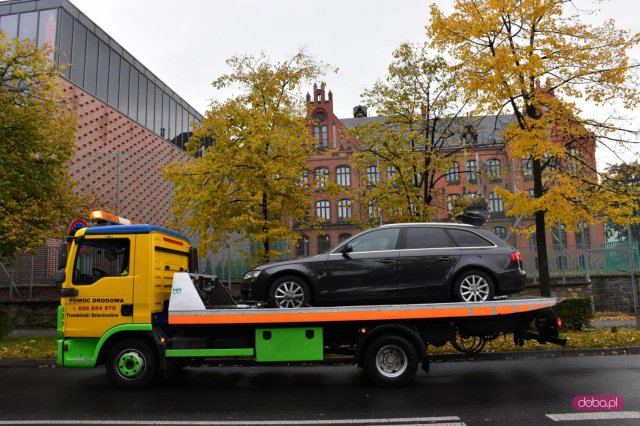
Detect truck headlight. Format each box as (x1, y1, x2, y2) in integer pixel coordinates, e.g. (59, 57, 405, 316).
(243, 270, 262, 281)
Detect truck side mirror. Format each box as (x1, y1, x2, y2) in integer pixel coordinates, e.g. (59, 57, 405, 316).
(189, 247, 199, 273)
(57, 241, 68, 270)
(56, 270, 66, 285)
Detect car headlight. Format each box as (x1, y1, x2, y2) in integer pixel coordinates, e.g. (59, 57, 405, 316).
(243, 270, 262, 281)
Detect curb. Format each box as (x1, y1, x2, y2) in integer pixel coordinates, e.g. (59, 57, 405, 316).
(2, 346, 640, 368)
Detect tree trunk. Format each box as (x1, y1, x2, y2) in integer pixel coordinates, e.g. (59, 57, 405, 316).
(262, 192, 270, 264)
(532, 158, 551, 297)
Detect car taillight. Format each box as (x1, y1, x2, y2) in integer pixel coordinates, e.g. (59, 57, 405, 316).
(557, 318, 562, 329)
(509, 251, 523, 262)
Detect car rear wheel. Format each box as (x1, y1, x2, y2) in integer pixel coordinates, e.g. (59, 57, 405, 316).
(454, 270, 495, 302)
(268, 275, 310, 308)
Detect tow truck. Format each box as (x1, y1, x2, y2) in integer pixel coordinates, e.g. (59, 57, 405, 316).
(56, 211, 566, 388)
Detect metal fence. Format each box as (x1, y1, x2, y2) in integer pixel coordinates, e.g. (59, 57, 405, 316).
(2, 239, 639, 299)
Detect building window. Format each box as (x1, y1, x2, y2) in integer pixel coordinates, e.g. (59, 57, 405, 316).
(366, 165, 380, 184)
(336, 166, 350, 187)
(489, 191, 504, 213)
(446, 161, 460, 184)
(37, 9, 57, 52)
(313, 126, 320, 145)
(387, 166, 396, 179)
(340, 135, 344, 149)
(337, 199, 352, 222)
(316, 200, 330, 221)
(447, 194, 460, 213)
(0, 13, 18, 39)
(296, 236, 309, 257)
(18, 11, 38, 40)
(315, 167, 328, 188)
(576, 222, 591, 248)
(486, 159, 501, 182)
(318, 235, 331, 253)
(299, 170, 309, 186)
(466, 160, 477, 183)
(527, 188, 535, 197)
(493, 226, 507, 240)
(368, 200, 378, 219)
(522, 158, 533, 179)
(567, 148, 581, 173)
(320, 125, 328, 148)
(551, 224, 567, 250)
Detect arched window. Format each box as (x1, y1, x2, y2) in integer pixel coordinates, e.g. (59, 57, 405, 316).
(314, 167, 328, 188)
(486, 159, 501, 182)
(296, 236, 309, 257)
(337, 199, 352, 222)
(366, 165, 380, 183)
(318, 235, 331, 253)
(489, 192, 504, 213)
(320, 125, 328, 148)
(336, 166, 350, 187)
(316, 200, 330, 221)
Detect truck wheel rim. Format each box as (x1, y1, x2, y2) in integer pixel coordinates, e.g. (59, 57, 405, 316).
(274, 281, 305, 308)
(459, 275, 490, 302)
(375, 344, 408, 378)
(117, 350, 145, 379)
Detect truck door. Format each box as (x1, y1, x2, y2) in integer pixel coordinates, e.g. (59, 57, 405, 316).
(61, 236, 135, 337)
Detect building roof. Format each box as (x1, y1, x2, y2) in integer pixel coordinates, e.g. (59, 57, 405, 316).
(340, 113, 517, 148)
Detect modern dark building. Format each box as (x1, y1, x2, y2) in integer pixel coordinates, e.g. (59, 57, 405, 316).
(0, 0, 202, 225)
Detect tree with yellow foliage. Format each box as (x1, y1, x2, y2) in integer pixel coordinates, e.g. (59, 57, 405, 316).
(350, 43, 472, 224)
(163, 52, 327, 264)
(429, 0, 640, 296)
(0, 32, 81, 262)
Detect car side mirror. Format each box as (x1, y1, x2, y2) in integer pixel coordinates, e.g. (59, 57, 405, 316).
(56, 270, 66, 285)
(341, 243, 353, 257)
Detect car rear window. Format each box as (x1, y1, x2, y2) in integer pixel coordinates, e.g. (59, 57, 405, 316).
(447, 228, 494, 247)
(404, 227, 454, 249)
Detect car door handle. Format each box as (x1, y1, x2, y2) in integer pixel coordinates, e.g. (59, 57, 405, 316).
(379, 259, 397, 264)
(438, 256, 454, 263)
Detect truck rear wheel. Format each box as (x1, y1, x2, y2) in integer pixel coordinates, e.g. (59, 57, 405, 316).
(106, 339, 157, 388)
(364, 335, 418, 387)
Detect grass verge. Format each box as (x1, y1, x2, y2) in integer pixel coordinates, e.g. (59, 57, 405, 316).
(0, 336, 57, 359)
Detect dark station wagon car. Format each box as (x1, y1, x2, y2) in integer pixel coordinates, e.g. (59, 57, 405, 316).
(241, 223, 526, 308)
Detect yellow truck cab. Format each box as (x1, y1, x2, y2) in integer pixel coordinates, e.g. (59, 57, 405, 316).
(57, 211, 196, 374)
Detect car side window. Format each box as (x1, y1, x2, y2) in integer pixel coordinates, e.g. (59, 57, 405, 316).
(73, 238, 131, 285)
(447, 229, 494, 247)
(404, 227, 454, 249)
(349, 228, 400, 253)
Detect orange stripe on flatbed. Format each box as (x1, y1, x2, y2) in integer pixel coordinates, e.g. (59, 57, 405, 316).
(533, 304, 542, 310)
(516, 304, 531, 312)
(495, 305, 515, 314)
(471, 306, 494, 316)
(169, 307, 472, 325)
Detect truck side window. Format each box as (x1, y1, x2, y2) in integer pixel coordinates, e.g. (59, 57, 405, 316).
(73, 238, 131, 285)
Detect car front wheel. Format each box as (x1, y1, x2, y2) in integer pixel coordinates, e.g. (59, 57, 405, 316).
(454, 270, 495, 302)
(268, 275, 311, 308)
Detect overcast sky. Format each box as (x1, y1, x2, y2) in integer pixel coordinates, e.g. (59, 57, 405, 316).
(51, 0, 640, 167)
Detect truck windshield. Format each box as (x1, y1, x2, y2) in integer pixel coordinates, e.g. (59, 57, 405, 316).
(72, 238, 131, 285)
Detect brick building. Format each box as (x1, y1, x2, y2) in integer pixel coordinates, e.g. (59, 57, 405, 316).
(298, 83, 604, 260)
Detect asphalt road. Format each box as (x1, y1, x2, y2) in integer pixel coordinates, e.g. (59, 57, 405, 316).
(0, 355, 639, 425)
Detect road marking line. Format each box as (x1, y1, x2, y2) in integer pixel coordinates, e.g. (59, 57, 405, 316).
(546, 411, 640, 421)
(0, 417, 462, 425)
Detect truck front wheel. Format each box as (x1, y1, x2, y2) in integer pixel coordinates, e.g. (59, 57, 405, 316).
(364, 335, 418, 387)
(106, 339, 157, 388)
